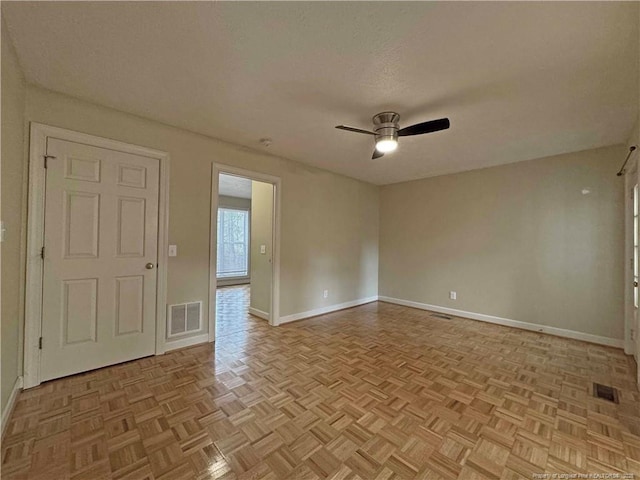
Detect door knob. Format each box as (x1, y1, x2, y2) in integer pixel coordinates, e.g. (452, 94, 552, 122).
(146, 263, 155, 270)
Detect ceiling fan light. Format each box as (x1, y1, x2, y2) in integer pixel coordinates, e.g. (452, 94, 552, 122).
(376, 139, 398, 153)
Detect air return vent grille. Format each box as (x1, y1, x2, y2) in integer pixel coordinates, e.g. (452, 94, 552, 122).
(168, 301, 202, 338)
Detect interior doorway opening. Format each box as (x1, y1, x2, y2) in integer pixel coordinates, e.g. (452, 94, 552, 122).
(209, 166, 280, 341)
(624, 156, 640, 387)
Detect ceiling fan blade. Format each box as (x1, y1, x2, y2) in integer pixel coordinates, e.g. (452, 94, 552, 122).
(398, 118, 450, 137)
(336, 125, 376, 135)
(372, 149, 384, 160)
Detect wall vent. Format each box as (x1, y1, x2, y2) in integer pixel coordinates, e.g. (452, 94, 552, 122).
(168, 301, 202, 338)
(431, 313, 453, 320)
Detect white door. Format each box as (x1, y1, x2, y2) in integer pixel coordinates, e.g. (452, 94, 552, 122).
(41, 138, 159, 381)
(629, 165, 640, 386)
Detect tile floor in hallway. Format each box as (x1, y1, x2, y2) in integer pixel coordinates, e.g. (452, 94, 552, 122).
(2, 294, 640, 480)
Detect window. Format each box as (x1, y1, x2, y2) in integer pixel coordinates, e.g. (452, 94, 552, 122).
(634, 185, 638, 308)
(217, 208, 249, 278)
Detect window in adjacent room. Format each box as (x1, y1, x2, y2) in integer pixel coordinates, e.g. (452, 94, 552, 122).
(217, 208, 249, 278)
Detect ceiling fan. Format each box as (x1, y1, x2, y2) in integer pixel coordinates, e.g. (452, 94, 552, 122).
(335, 112, 450, 159)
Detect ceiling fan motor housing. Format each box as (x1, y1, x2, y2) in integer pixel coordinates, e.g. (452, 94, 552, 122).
(373, 112, 400, 143)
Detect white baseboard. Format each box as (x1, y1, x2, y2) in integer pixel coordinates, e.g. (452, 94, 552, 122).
(249, 307, 269, 321)
(279, 296, 379, 325)
(378, 296, 624, 348)
(1, 376, 23, 439)
(165, 333, 210, 352)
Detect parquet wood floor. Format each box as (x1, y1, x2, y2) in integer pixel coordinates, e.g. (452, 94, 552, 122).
(2, 297, 640, 480)
(215, 285, 257, 339)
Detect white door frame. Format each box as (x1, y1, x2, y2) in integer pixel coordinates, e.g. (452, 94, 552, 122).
(24, 123, 170, 388)
(624, 157, 637, 357)
(624, 154, 640, 388)
(210, 164, 281, 339)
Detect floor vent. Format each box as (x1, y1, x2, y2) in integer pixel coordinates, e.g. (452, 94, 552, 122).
(168, 301, 202, 337)
(593, 383, 619, 404)
(431, 313, 453, 320)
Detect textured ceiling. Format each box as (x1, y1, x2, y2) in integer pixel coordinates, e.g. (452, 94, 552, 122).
(219, 174, 252, 200)
(3, 2, 638, 185)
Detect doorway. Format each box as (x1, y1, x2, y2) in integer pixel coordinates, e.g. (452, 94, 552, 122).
(624, 155, 640, 385)
(209, 165, 280, 341)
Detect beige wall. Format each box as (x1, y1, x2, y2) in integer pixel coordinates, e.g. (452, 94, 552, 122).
(23, 85, 380, 334)
(282, 170, 379, 314)
(380, 146, 625, 340)
(250, 181, 273, 316)
(1, 20, 27, 411)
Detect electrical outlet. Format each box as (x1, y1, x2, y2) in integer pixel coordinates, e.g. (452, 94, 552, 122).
(323, 289, 329, 299)
(449, 291, 456, 300)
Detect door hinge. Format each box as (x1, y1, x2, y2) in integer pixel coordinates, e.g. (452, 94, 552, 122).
(38, 337, 42, 350)
(43, 155, 56, 169)
(40, 246, 45, 260)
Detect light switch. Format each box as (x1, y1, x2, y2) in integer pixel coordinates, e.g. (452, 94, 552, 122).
(168, 245, 177, 257)
(0, 221, 5, 243)
(260, 245, 266, 254)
